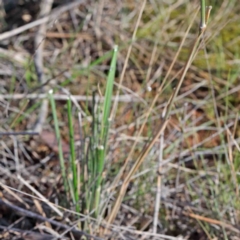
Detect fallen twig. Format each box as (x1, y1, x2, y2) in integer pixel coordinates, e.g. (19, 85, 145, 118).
(0, 0, 86, 41)
(0, 198, 103, 240)
(32, 0, 53, 133)
(0, 93, 138, 102)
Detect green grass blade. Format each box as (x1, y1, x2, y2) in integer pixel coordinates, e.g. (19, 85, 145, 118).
(94, 45, 118, 215)
(48, 89, 68, 193)
(67, 97, 79, 212)
(100, 45, 119, 144)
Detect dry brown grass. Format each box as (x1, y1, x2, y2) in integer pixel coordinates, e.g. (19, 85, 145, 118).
(0, 0, 240, 239)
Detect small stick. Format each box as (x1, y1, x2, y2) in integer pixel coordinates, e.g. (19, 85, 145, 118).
(33, 0, 54, 133)
(0, 93, 138, 102)
(0, 131, 39, 136)
(0, 0, 87, 41)
(0, 198, 103, 240)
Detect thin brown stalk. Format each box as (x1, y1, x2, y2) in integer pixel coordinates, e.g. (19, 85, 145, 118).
(225, 127, 239, 198)
(9, 100, 29, 128)
(17, 175, 64, 218)
(152, 114, 165, 233)
(106, 118, 169, 230)
(110, 7, 199, 193)
(106, 4, 211, 228)
(110, 0, 147, 119)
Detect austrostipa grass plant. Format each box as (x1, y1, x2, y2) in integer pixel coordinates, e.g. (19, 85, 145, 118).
(82, 45, 119, 218)
(93, 45, 118, 216)
(2, 0, 240, 239)
(48, 45, 118, 219)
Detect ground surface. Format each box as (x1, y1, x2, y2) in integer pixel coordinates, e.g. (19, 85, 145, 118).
(0, 1, 240, 239)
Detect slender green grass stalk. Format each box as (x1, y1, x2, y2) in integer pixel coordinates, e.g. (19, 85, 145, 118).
(94, 45, 118, 215)
(82, 91, 96, 215)
(90, 94, 100, 213)
(48, 89, 68, 193)
(200, 0, 206, 29)
(78, 45, 119, 219)
(67, 97, 79, 212)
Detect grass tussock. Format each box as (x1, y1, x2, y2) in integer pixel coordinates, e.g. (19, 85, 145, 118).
(0, 0, 240, 239)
